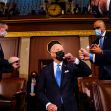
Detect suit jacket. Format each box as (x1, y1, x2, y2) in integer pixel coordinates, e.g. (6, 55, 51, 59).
(38, 60, 91, 111)
(92, 31, 111, 80)
(0, 44, 13, 80)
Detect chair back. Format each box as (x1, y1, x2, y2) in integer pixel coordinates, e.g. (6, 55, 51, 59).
(0, 78, 26, 99)
(93, 80, 111, 111)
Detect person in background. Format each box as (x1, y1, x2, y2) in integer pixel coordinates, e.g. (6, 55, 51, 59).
(0, 23, 8, 36)
(90, 0, 111, 22)
(37, 41, 91, 111)
(79, 20, 111, 80)
(0, 23, 20, 80)
(27, 71, 38, 111)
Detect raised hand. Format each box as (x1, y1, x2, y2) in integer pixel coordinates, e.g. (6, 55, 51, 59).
(90, 44, 102, 54)
(79, 48, 90, 60)
(64, 53, 76, 63)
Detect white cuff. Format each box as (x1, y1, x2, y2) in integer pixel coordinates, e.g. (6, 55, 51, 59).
(74, 58, 79, 65)
(46, 102, 51, 110)
(93, 54, 95, 63)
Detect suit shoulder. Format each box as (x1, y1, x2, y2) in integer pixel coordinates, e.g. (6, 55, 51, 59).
(40, 62, 52, 71)
(106, 31, 111, 36)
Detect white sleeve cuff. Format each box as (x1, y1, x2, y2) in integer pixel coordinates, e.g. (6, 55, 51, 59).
(74, 58, 80, 65)
(46, 102, 51, 110)
(93, 54, 95, 63)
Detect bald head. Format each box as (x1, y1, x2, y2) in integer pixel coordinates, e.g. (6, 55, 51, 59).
(93, 20, 106, 32)
(50, 44, 64, 53)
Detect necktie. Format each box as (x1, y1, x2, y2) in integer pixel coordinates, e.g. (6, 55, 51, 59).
(56, 64, 61, 87)
(99, 37, 104, 48)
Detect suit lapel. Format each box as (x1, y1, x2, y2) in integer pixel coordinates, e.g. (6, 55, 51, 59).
(61, 63, 67, 88)
(50, 63, 61, 88)
(103, 32, 109, 49)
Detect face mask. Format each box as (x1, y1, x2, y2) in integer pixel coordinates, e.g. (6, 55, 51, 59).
(0, 31, 7, 36)
(56, 51, 64, 61)
(32, 75, 36, 78)
(95, 29, 102, 37)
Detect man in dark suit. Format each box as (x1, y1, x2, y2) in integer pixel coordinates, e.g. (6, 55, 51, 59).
(38, 41, 91, 111)
(0, 43, 20, 79)
(0, 23, 20, 80)
(79, 20, 111, 80)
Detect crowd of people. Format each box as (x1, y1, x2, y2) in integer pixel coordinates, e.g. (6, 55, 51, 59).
(0, 0, 110, 18)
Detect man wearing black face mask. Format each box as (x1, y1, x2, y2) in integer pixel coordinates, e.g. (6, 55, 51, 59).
(37, 41, 91, 111)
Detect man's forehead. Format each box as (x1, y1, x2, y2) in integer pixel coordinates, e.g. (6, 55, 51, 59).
(94, 21, 104, 27)
(51, 44, 63, 50)
(52, 44, 62, 48)
(47, 40, 61, 52)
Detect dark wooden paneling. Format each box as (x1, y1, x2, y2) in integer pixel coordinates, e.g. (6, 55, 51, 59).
(0, 37, 19, 59)
(29, 36, 80, 74)
(1, 15, 109, 32)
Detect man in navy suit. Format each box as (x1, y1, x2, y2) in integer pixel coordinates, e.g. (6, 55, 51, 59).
(38, 41, 91, 111)
(79, 20, 111, 80)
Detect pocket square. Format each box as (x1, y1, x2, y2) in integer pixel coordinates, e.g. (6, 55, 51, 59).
(64, 70, 69, 73)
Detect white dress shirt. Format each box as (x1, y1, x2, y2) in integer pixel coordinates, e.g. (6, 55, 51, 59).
(107, 0, 111, 11)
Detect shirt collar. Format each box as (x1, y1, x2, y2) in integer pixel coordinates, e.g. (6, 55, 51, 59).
(102, 31, 106, 37)
(54, 61, 63, 67)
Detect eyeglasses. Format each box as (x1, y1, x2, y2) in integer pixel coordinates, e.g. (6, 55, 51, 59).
(93, 27, 100, 30)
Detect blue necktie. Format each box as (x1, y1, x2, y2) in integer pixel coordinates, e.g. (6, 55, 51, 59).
(99, 37, 104, 48)
(56, 64, 61, 87)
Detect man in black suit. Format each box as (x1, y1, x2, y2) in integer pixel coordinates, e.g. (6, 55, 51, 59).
(38, 41, 91, 111)
(0, 43, 20, 79)
(79, 20, 111, 80)
(0, 23, 20, 80)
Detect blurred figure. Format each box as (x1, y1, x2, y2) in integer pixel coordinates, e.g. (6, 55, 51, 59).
(38, 6, 46, 15)
(7, 3, 20, 16)
(27, 71, 38, 111)
(79, 20, 111, 80)
(73, 4, 81, 14)
(90, 0, 111, 19)
(0, 23, 20, 80)
(0, 2, 5, 16)
(0, 23, 8, 36)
